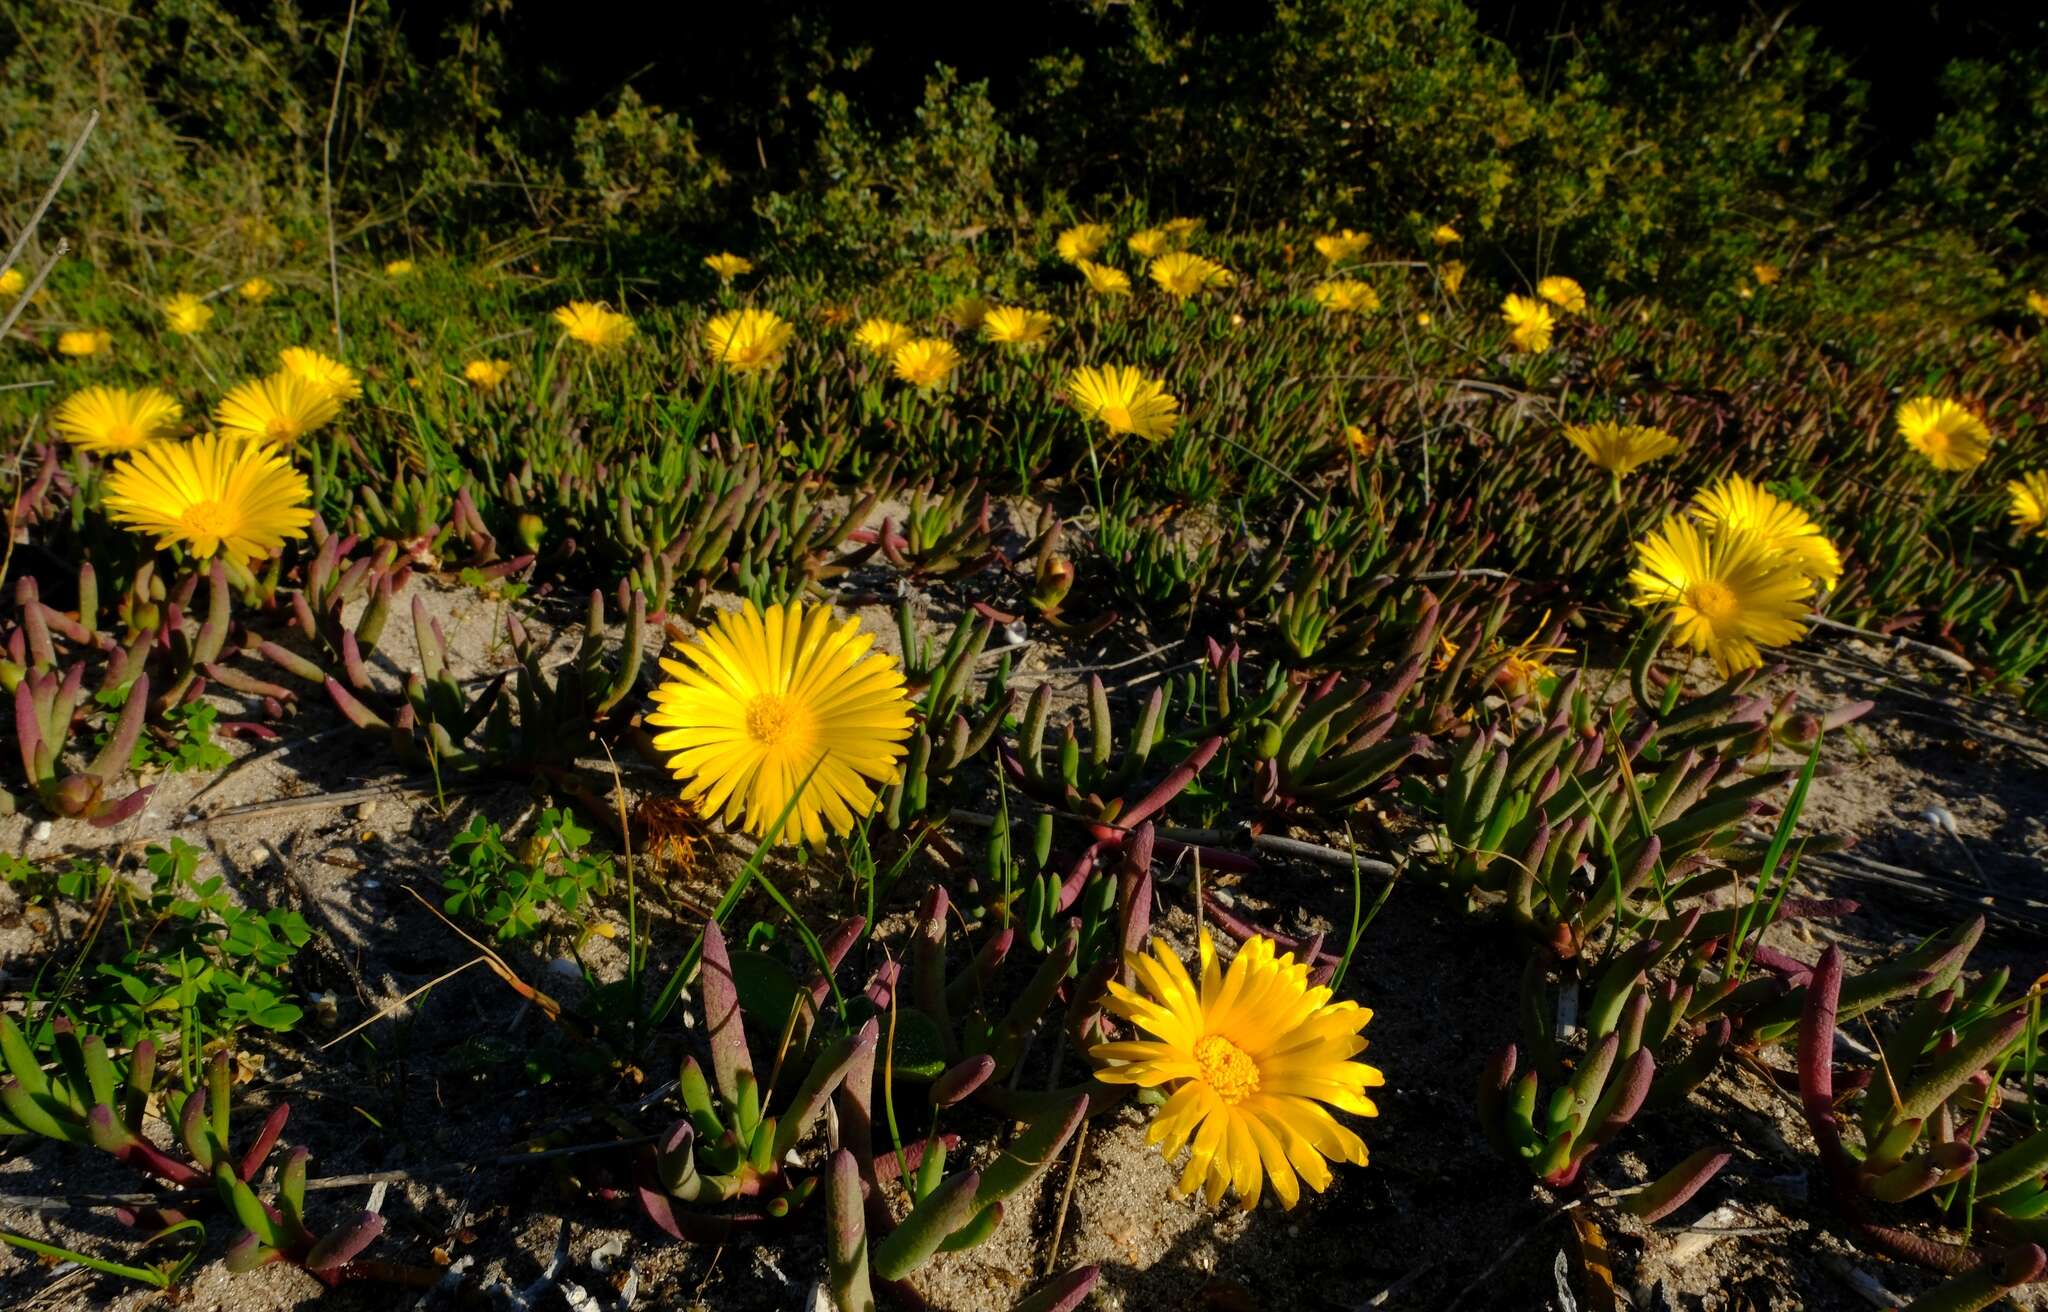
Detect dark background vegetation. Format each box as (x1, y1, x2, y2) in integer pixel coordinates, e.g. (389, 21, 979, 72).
(4, 0, 2045, 305)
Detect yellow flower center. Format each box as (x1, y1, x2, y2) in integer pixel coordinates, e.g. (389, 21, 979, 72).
(180, 499, 237, 539)
(1194, 1033, 1260, 1105)
(744, 694, 795, 746)
(1099, 404, 1133, 433)
(265, 415, 296, 442)
(104, 423, 137, 448)
(1922, 426, 1952, 455)
(1687, 580, 1740, 625)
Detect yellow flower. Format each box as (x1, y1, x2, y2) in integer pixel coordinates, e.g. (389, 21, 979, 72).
(705, 308, 793, 374)
(1128, 227, 1173, 259)
(279, 347, 362, 402)
(1501, 294, 1554, 352)
(384, 259, 415, 277)
(890, 338, 962, 389)
(1162, 216, 1204, 240)
(1689, 475, 1842, 592)
(1537, 276, 1587, 315)
(102, 433, 313, 567)
(1561, 420, 1680, 478)
(2028, 290, 2048, 318)
(1092, 933, 1382, 1211)
(1343, 425, 1375, 458)
(1067, 365, 1179, 442)
(214, 373, 342, 447)
(2007, 472, 2048, 537)
(853, 317, 914, 359)
(981, 306, 1055, 348)
(645, 599, 913, 846)
(1440, 260, 1467, 297)
(52, 387, 184, 455)
(238, 278, 275, 303)
(57, 329, 111, 357)
(944, 295, 990, 331)
(0, 267, 22, 298)
(1310, 279, 1380, 315)
(1055, 223, 1111, 264)
(1150, 252, 1234, 301)
(1628, 516, 1814, 675)
(162, 293, 214, 336)
(1897, 396, 1992, 472)
(555, 301, 636, 351)
(1313, 229, 1371, 263)
(704, 252, 753, 280)
(463, 358, 514, 390)
(1077, 261, 1132, 297)
(1431, 224, 1462, 247)
(1752, 262, 1782, 287)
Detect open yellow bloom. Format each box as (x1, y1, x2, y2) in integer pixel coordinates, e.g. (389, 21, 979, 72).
(57, 329, 111, 357)
(1311, 279, 1380, 315)
(279, 347, 362, 402)
(0, 267, 22, 297)
(981, 306, 1055, 348)
(1093, 933, 1382, 1211)
(645, 599, 912, 846)
(1431, 224, 1462, 247)
(1897, 396, 1992, 472)
(1629, 516, 1814, 674)
(1055, 223, 1111, 264)
(1128, 227, 1173, 259)
(1537, 276, 1587, 315)
(1561, 420, 1680, 477)
(704, 308, 792, 374)
(1313, 229, 1371, 263)
(463, 358, 514, 390)
(853, 318, 914, 358)
(1441, 260, 1467, 297)
(1501, 294, 1554, 352)
(103, 433, 313, 567)
(1689, 475, 1842, 591)
(214, 373, 342, 447)
(890, 338, 962, 389)
(1077, 261, 1131, 297)
(2006, 472, 2048, 538)
(162, 293, 213, 336)
(704, 252, 753, 280)
(556, 301, 636, 351)
(384, 259, 415, 277)
(53, 387, 184, 455)
(1067, 365, 1179, 442)
(238, 278, 275, 303)
(1150, 252, 1234, 301)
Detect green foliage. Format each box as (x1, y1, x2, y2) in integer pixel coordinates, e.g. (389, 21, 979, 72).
(442, 808, 614, 941)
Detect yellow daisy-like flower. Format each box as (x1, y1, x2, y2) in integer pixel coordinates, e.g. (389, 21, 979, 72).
(981, 306, 1055, 348)
(890, 338, 963, 389)
(556, 301, 636, 352)
(1067, 365, 1179, 442)
(1628, 516, 1814, 675)
(1441, 260, 1467, 297)
(463, 358, 514, 390)
(1092, 933, 1382, 1211)
(1311, 279, 1380, 315)
(1431, 224, 1462, 247)
(1343, 424, 1375, 458)
(214, 373, 342, 447)
(704, 308, 793, 374)
(57, 329, 111, 357)
(1162, 216, 1204, 240)
(102, 433, 314, 568)
(645, 599, 913, 846)
(1689, 475, 1842, 592)
(1150, 252, 1234, 301)
(162, 293, 213, 336)
(1313, 229, 1371, 263)
(384, 259, 415, 277)
(2008, 472, 2048, 537)
(1128, 227, 1173, 259)
(1897, 396, 1992, 472)
(704, 252, 753, 280)
(1561, 420, 1681, 478)
(853, 317, 914, 359)
(52, 387, 184, 455)
(1077, 261, 1132, 297)
(238, 278, 275, 303)
(0, 267, 23, 298)
(279, 347, 363, 402)
(2028, 290, 2048, 318)
(1752, 262, 1783, 287)
(1537, 276, 1587, 315)
(1055, 223, 1111, 264)
(1501, 294, 1555, 352)
(944, 295, 991, 331)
